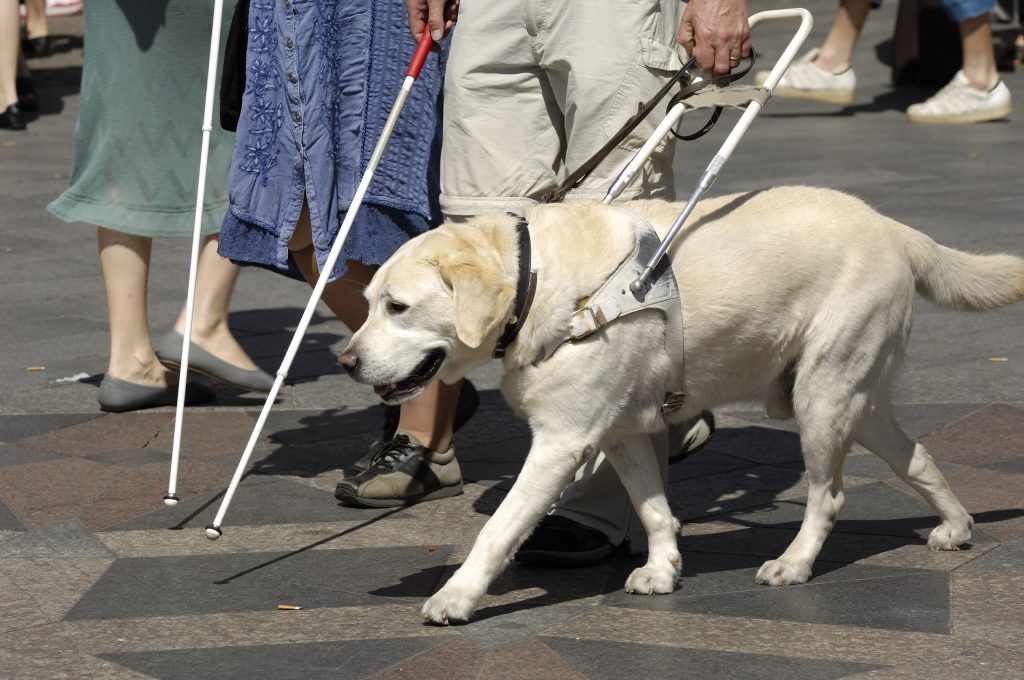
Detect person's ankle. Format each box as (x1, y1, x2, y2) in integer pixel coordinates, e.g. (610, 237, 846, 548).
(396, 428, 453, 453)
(961, 67, 997, 92)
(107, 355, 171, 386)
(812, 48, 851, 75)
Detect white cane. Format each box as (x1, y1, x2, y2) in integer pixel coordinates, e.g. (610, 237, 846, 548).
(165, 0, 227, 507)
(204, 30, 436, 539)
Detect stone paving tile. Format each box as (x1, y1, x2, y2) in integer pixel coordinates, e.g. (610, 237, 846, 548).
(606, 561, 951, 633)
(0, 442, 62, 469)
(0, 457, 235, 531)
(542, 608, 959, 666)
(0, 496, 26, 532)
(960, 534, 1024, 572)
(372, 635, 593, 680)
(845, 643, 1024, 680)
(0, 520, 113, 558)
(108, 478, 411, 534)
(0, 650, 152, 680)
(919, 403, 1024, 466)
(101, 636, 444, 680)
(0, 557, 113, 635)
(951, 571, 1024, 655)
(541, 637, 881, 680)
(0, 605, 456, 657)
(15, 412, 176, 456)
(0, 413, 100, 444)
(64, 545, 456, 621)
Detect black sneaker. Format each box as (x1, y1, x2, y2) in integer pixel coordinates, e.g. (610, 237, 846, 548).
(514, 515, 619, 566)
(335, 434, 463, 508)
(0, 104, 27, 131)
(350, 379, 480, 474)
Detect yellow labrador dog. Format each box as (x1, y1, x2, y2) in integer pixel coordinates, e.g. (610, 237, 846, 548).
(340, 187, 1024, 624)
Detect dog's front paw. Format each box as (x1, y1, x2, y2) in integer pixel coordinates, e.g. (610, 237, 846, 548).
(625, 566, 678, 595)
(927, 519, 972, 551)
(421, 583, 478, 626)
(755, 559, 811, 586)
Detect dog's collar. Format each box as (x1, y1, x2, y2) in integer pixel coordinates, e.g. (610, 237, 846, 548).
(493, 217, 537, 359)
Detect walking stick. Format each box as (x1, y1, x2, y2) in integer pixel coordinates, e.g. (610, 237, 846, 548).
(165, 0, 227, 506)
(204, 30, 436, 539)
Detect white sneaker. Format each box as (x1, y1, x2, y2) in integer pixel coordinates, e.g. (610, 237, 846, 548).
(906, 71, 1012, 124)
(755, 49, 856, 104)
(45, 0, 82, 17)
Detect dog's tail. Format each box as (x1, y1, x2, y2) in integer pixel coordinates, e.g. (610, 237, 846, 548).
(898, 222, 1024, 311)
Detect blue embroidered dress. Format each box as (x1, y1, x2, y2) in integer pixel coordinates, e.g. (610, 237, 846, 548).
(219, 0, 445, 280)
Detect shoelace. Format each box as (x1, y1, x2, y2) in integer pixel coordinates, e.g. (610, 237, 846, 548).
(371, 434, 420, 470)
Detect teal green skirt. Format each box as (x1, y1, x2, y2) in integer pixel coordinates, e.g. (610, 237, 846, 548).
(48, 0, 236, 237)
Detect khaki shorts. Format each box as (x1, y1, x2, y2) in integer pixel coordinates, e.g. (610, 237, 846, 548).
(441, 0, 688, 220)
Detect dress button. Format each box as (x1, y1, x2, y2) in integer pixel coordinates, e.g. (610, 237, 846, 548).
(288, 72, 298, 84)
(286, 37, 294, 49)
(293, 111, 302, 123)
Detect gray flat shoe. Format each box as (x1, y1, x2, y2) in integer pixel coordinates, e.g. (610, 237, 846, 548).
(155, 331, 275, 393)
(98, 375, 216, 413)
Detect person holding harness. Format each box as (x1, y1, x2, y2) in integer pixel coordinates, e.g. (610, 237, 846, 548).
(337, 0, 749, 560)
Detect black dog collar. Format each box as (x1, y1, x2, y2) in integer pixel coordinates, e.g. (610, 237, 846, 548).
(493, 217, 537, 359)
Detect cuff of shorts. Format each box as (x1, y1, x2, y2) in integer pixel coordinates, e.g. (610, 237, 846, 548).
(440, 194, 540, 221)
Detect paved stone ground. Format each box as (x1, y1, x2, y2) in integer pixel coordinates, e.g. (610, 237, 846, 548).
(1, 4, 1022, 679)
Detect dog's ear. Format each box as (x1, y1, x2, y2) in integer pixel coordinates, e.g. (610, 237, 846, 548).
(439, 255, 515, 349)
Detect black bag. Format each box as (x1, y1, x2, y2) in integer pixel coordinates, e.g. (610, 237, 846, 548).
(220, 0, 250, 132)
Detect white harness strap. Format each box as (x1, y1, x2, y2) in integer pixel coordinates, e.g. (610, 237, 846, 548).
(535, 211, 685, 373)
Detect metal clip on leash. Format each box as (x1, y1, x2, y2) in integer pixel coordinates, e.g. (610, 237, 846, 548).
(615, 8, 814, 295)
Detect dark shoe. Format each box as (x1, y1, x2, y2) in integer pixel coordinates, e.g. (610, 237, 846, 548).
(16, 78, 38, 111)
(155, 331, 275, 393)
(97, 375, 216, 413)
(351, 379, 480, 473)
(0, 104, 27, 131)
(335, 434, 463, 508)
(514, 515, 617, 567)
(668, 410, 715, 464)
(21, 36, 50, 59)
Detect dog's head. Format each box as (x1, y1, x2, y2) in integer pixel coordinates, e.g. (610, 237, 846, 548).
(341, 218, 518, 404)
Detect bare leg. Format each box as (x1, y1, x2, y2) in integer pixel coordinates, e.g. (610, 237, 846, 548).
(288, 203, 458, 451)
(23, 0, 47, 41)
(959, 14, 999, 90)
(814, 0, 872, 73)
(172, 235, 259, 371)
(98, 228, 174, 387)
(1, 0, 19, 108)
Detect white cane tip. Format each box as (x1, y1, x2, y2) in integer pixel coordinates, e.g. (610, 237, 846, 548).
(205, 525, 223, 540)
(163, 493, 180, 507)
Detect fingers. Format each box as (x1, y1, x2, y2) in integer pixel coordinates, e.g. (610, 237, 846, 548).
(678, 0, 751, 76)
(406, 0, 458, 42)
(426, 0, 446, 41)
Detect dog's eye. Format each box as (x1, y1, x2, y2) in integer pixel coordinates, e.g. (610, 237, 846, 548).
(387, 301, 409, 315)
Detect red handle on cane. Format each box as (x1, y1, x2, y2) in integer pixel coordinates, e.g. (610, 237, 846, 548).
(406, 30, 434, 78)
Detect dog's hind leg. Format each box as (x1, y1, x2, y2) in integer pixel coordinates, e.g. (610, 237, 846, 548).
(854, 399, 973, 550)
(755, 364, 870, 586)
(601, 433, 682, 594)
(421, 432, 593, 625)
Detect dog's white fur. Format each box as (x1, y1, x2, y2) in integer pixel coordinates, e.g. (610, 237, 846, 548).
(342, 187, 1024, 624)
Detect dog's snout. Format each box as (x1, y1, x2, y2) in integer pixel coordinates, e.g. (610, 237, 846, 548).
(339, 350, 359, 373)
